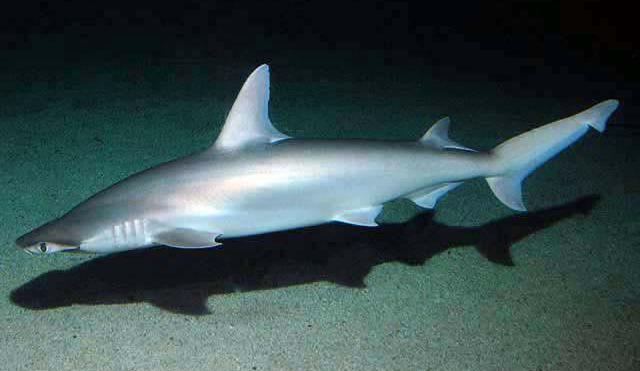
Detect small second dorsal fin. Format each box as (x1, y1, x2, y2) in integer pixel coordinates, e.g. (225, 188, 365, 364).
(419, 117, 475, 151)
(212, 64, 290, 151)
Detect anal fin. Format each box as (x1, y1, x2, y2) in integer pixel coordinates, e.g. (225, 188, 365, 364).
(406, 182, 463, 209)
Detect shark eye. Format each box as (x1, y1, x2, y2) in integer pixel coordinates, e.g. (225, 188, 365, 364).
(39, 242, 47, 253)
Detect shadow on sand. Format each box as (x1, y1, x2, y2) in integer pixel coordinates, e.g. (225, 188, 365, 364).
(11, 195, 599, 315)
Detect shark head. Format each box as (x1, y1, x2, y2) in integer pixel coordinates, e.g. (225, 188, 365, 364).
(16, 222, 81, 254)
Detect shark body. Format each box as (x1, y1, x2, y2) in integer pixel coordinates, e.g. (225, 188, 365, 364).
(16, 64, 618, 254)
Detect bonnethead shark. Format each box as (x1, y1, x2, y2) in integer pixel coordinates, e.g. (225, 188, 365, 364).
(16, 64, 618, 255)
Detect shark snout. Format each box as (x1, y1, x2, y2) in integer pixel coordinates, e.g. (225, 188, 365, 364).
(15, 223, 82, 254)
(15, 231, 36, 249)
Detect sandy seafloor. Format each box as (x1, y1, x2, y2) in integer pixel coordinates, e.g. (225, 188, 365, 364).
(1, 39, 638, 371)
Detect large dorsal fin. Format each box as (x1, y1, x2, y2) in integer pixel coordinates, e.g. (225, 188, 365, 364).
(212, 64, 290, 151)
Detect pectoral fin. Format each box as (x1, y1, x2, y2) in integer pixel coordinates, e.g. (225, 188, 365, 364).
(154, 228, 222, 249)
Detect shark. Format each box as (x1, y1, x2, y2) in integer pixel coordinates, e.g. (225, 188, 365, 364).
(16, 64, 618, 255)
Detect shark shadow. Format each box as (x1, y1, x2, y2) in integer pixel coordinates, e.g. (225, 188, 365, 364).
(10, 195, 600, 315)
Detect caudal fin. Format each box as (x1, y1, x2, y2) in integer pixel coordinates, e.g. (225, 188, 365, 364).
(486, 99, 619, 211)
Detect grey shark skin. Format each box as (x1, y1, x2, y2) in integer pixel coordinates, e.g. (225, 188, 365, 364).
(16, 64, 619, 255)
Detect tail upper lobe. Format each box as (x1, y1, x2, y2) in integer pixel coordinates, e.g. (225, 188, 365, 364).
(486, 100, 619, 211)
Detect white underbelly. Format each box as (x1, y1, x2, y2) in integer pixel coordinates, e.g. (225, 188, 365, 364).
(215, 208, 334, 238)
